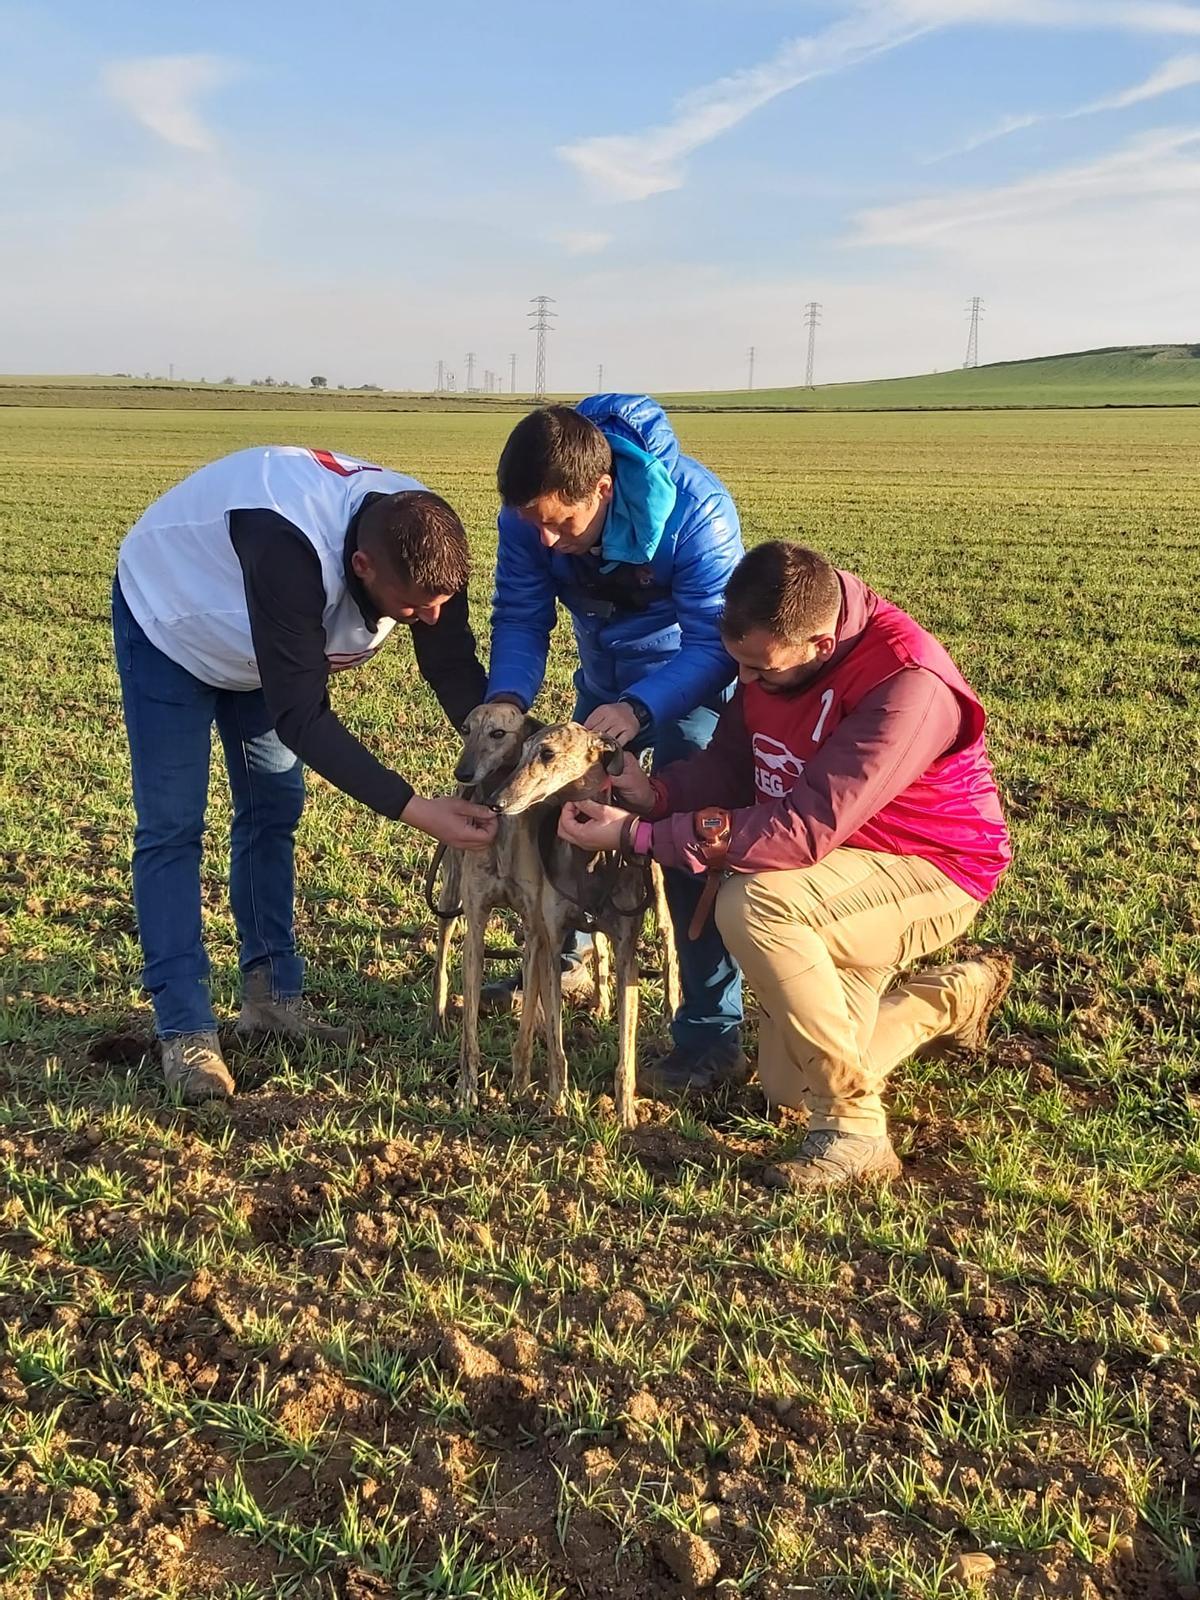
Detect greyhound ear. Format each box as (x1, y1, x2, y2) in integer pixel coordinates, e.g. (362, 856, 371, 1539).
(601, 738, 625, 776)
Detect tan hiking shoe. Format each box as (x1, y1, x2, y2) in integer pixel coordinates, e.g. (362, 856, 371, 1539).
(235, 967, 353, 1046)
(948, 954, 1014, 1052)
(764, 1129, 902, 1192)
(161, 1032, 235, 1103)
(910, 954, 1014, 1061)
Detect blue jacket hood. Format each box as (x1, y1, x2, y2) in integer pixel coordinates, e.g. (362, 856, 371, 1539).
(576, 393, 680, 476)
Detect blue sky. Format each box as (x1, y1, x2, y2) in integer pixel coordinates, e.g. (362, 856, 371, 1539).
(3, 0, 1199, 390)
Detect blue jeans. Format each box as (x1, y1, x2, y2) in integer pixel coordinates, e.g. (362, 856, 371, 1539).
(571, 682, 743, 1058)
(112, 579, 306, 1037)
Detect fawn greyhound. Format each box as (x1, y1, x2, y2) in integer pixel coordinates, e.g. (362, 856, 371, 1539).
(431, 707, 678, 1128)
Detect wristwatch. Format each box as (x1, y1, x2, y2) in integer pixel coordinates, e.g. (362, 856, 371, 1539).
(693, 807, 733, 866)
(619, 695, 653, 734)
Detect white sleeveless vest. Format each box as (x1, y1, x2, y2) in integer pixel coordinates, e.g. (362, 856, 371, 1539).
(117, 445, 425, 690)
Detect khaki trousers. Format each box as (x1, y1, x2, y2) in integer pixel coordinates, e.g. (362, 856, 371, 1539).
(714, 848, 983, 1137)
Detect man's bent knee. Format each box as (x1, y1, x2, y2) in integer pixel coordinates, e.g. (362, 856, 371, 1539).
(714, 873, 754, 942)
(716, 871, 824, 951)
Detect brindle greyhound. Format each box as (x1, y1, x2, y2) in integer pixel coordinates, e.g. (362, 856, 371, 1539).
(490, 721, 658, 1129)
(432, 708, 680, 1128)
(427, 702, 545, 1108)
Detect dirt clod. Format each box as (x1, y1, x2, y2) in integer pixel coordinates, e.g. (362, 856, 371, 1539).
(951, 1552, 997, 1586)
(56, 1486, 102, 1522)
(622, 1388, 659, 1439)
(659, 1528, 721, 1591)
(439, 1326, 501, 1381)
(496, 1327, 541, 1372)
(602, 1289, 647, 1330)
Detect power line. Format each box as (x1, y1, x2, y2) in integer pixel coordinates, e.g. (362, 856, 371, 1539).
(465, 351, 476, 393)
(509, 352, 517, 395)
(964, 296, 984, 369)
(597, 363, 604, 391)
(529, 296, 556, 401)
(747, 345, 755, 391)
(804, 301, 822, 389)
(436, 359, 444, 394)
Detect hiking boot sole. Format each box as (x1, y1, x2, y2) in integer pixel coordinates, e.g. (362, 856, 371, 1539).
(764, 1149, 902, 1192)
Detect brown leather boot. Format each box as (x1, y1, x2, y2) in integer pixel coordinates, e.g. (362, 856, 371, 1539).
(234, 967, 353, 1046)
(161, 1032, 235, 1102)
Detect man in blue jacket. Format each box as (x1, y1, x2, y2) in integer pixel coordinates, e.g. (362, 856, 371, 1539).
(485, 395, 745, 1086)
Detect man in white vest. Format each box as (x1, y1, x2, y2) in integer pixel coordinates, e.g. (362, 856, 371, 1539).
(113, 444, 497, 1103)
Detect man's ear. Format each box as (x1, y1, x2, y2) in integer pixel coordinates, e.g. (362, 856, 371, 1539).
(350, 548, 372, 582)
(600, 738, 625, 776)
(597, 474, 615, 507)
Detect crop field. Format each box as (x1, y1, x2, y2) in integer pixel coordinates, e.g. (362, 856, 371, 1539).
(0, 400, 1198, 1600)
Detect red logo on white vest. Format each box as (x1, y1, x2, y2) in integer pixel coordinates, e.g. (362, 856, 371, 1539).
(309, 448, 382, 477)
(752, 733, 806, 797)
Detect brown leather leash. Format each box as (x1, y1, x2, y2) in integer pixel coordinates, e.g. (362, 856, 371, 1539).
(536, 807, 654, 928)
(424, 841, 459, 920)
(686, 807, 733, 940)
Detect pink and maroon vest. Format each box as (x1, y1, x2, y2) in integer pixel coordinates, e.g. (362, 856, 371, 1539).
(743, 596, 1011, 900)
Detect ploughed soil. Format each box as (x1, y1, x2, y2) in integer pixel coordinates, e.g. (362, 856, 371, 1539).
(0, 1010, 1197, 1600)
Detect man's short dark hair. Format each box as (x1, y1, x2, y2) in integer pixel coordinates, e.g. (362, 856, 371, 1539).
(497, 406, 614, 506)
(358, 491, 470, 594)
(721, 542, 842, 643)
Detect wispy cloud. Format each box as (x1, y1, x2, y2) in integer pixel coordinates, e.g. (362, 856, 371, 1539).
(935, 52, 1200, 158)
(558, 9, 932, 202)
(560, 0, 1200, 203)
(887, 0, 1200, 30)
(852, 123, 1200, 246)
(554, 229, 614, 256)
(103, 54, 237, 154)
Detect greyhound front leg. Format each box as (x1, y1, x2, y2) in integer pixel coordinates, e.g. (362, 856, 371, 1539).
(457, 912, 485, 1110)
(541, 942, 568, 1117)
(652, 863, 682, 1019)
(512, 934, 542, 1096)
(592, 930, 612, 1020)
(614, 926, 640, 1130)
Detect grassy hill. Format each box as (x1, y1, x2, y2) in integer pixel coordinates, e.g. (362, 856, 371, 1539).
(663, 344, 1200, 411)
(4, 344, 1200, 413)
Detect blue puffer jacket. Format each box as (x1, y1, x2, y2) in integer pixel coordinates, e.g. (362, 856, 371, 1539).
(486, 394, 743, 728)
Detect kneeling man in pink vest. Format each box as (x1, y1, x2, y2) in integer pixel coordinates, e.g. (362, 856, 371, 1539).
(558, 541, 1012, 1190)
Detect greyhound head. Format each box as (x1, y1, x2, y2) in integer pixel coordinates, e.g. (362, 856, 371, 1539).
(455, 702, 540, 794)
(490, 721, 625, 817)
